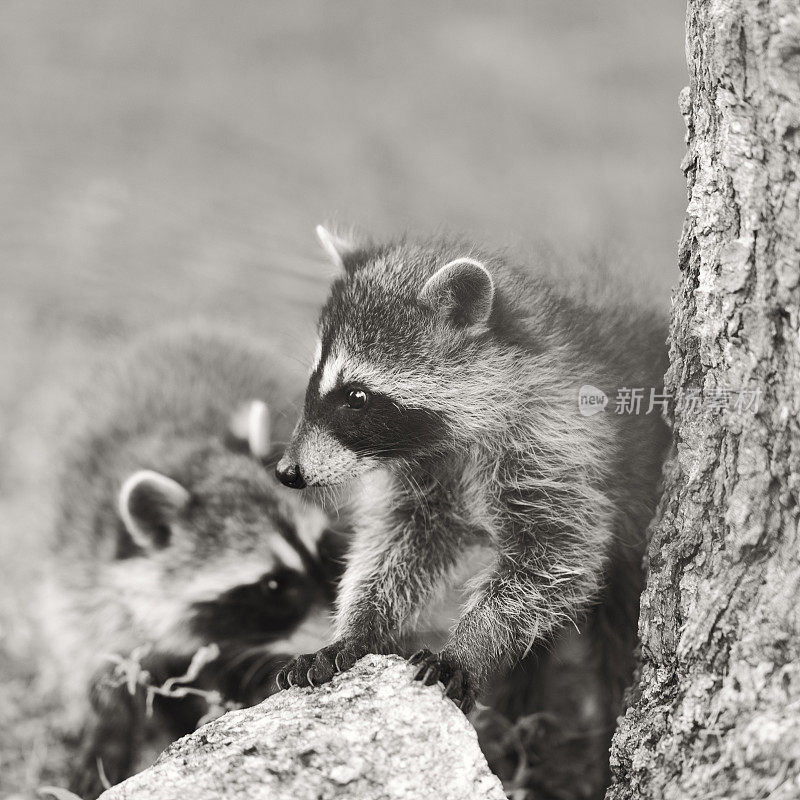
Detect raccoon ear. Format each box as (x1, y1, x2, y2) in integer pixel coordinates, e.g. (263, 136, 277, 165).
(119, 470, 190, 550)
(315, 225, 357, 271)
(419, 257, 494, 326)
(228, 400, 271, 459)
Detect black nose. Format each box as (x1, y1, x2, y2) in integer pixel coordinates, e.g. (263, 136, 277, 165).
(276, 462, 306, 489)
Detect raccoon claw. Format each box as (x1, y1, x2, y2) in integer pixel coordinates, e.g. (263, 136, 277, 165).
(409, 648, 430, 665)
(444, 671, 476, 713)
(408, 649, 476, 713)
(276, 639, 368, 691)
(307, 649, 336, 685)
(332, 640, 367, 673)
(409, 648, 442, 679)
(276, 653, 312, 688)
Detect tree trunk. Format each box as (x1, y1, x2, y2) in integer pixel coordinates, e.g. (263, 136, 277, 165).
(608, 1, 800, 798)
(97, 655, 506, 800)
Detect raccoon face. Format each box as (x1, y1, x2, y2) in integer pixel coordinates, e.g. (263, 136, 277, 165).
(276, 229, 497, 490)
(114, 455, 334, 654)
(189, 564, 325, 643)
(276, 379, 449, 489)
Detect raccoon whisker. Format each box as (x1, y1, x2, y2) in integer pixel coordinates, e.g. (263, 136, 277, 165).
(399, 471, 429, 516)
(408, 466, 448, 504)
(283, 353, 311, 369)
(309, 482, 347, 509)
(218, 644, 271, 677)
(409, 471, 441, 513)
(240, 651, 283, 694)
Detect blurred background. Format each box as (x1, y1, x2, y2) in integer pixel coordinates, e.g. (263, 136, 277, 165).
(0, 1, 685, 794)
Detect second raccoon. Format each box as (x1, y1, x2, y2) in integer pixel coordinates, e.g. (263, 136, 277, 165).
(41, 325, 342, 798)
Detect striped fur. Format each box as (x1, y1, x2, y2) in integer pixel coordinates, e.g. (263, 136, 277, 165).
(42, 325, 339, 797)
(277, 231, 671, 787)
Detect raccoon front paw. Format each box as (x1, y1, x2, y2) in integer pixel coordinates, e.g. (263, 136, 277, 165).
(276, 638, 368, 690)
(409, 648, 476, 713)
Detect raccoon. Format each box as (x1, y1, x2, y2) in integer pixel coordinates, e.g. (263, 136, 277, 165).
(274, 228, 670, 791)
(41, 325, 341, 798)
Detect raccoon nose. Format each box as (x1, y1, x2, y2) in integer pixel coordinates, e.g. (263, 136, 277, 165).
(276, 461, 306, 489)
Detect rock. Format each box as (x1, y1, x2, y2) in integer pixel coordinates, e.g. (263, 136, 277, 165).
(100, 654, 507, 800)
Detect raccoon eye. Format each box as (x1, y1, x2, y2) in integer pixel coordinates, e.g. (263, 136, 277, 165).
(257, 575, 281, 596)
(345, 387, 369, 410)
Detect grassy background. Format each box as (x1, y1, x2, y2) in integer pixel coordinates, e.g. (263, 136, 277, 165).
(0, 1, 685, 795)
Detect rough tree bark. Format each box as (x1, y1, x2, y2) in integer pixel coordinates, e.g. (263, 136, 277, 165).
(608, 1, 800, 798)
(97, 655, 505, 800)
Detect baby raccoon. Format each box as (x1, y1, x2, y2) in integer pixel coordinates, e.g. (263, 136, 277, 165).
(42, 325, 340, 798)
(275, 228, 670, 745)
